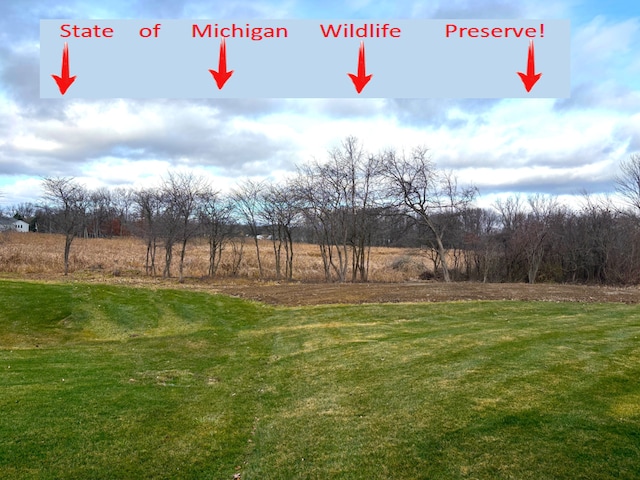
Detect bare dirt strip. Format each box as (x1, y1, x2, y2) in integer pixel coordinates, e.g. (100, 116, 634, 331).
(5, 273, 640, 307)
(214, 282, 640, 306)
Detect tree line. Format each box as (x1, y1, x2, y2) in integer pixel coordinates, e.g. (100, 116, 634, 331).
(4, 138, 640, 285)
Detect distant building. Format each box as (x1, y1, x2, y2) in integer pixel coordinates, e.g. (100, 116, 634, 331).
(0, 217, 30, 233)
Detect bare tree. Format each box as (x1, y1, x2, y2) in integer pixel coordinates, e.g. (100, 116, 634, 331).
(158, 194, 180, 278)
(7, 202, 36, 220)
(294, 162, 341, 281)
(294, 136, 384, 282)
(524, 194, 561, 284)
(616, 153, 640, 213)
(161, 171, 208, 282)
(233, 179, 265, 279)
(341, 138, 385, 282)
(494, 195, 526, 232)
(494, 195, 565, 283)
(41, 177, 88, 275)
(261, 181, 300, 280)
(459, 207, 500, 282)
(86, 187, 114, 238)
(199, 188, 234, 277)
(574, 193, 632, 284)
(383, 147, 477, 282)
(229, 235, 246, 277)
(493, 195, 528, 282)
(133, 188, 161, 276)
(112, 187, 135, 236)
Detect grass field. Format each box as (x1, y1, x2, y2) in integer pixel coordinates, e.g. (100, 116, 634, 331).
(0, 232, 428, 282)
(1, 280, 640, 479)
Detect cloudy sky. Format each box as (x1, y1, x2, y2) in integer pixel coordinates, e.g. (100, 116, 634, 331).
(0, 0, 638, 210)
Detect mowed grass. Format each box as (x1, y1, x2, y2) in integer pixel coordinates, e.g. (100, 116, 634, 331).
(1, 281, 639, 479)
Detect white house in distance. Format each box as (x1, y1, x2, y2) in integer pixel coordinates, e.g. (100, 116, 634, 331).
(0, 217, 30, 233)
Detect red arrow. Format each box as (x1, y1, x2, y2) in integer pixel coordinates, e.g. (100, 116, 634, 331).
(51, 42, 77, 95)
(517, 40, 542, 93)
(347, 41, 372, 94)
(209, 38, 234, 89)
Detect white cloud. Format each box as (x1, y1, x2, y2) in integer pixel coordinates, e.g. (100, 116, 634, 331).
(0, 177, 43, 208)
(575, 16, 639, 61)
(80, 157, 172, 187)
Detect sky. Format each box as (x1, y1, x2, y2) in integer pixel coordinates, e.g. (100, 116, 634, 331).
(0, 0, 639, 211)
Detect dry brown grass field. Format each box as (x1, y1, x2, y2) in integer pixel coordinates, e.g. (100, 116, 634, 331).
(0, 231, 427, 282)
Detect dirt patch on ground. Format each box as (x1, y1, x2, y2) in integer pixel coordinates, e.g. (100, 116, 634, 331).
(214, 282, 640, 306)
(5, 272, 640, 306)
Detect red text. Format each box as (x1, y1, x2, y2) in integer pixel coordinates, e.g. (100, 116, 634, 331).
(192, 23, 287, 41)
(446, 24, 544, 38)
(60, 24, 114, 38)
(320, 23, 401, 38)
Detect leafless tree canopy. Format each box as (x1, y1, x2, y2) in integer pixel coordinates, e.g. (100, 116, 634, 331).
(615, 153, 640, 212)
(29, 147, 640, 285)
(382, 146, 477, 282)
(232, 179, 266, 279)
(292, 136, 385, 282)
(41, 177, 88, 275)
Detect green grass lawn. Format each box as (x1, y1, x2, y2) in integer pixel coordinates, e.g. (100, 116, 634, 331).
(1, 280, 639, 479)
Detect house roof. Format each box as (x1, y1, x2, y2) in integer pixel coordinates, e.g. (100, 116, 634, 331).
(0, 217, 27, 226)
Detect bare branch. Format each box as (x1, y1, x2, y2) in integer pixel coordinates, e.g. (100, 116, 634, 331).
(615, 153, 640, 213)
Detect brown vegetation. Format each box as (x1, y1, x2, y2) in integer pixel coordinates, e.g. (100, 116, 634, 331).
(0, 232, 429, 282)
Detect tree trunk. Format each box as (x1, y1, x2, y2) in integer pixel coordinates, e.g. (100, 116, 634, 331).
(178, 238, 188, 282)
(271, 237, 282, 280)
(63, 234, 73, 275)
(253, 236, 263, 279)
(163, 242, 173, 278)
(434, 235, 451, 282)
(208, 239, 222, 277)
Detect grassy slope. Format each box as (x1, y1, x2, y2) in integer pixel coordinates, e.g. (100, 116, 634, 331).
(0, 280, 639, 479)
